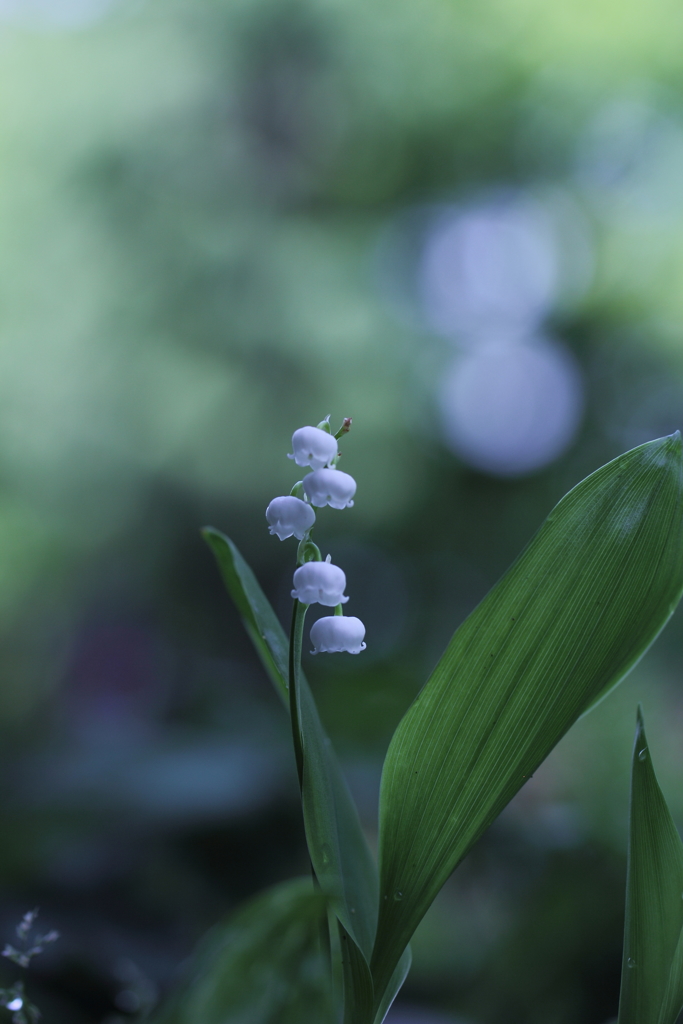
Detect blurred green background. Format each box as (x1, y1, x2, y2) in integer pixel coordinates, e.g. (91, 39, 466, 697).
(2, 0, 683, 1021)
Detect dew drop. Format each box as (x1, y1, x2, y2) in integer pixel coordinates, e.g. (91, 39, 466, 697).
(638, 749, 647, 762)
(393, 890, 403, 902)
(627, 957, 636, 969)
(321, 843, 331, 866)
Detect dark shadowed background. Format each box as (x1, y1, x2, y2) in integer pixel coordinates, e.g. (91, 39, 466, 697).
(1, 1, 683, 1021)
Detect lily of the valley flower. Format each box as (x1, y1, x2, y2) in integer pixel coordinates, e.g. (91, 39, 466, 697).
(303, 468, 356, 509)
(266, 495, 316, 540)
(288, 426, 338, 470)
(310, 614, 366, 654)
(291, 558, 348, 607)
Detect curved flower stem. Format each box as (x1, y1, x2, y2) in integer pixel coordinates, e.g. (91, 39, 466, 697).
(288, 598, 308, 792)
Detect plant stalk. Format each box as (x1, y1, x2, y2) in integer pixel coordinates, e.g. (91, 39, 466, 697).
(288, 600, 335, 988)
(288, 597, 308, 793)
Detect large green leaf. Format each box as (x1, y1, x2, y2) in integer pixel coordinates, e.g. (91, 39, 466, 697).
(618, 709, 683, 1024)
(372, 434, 683, 1006)
(152, 878, 335, 1024)
(203, 529, 379, 1009)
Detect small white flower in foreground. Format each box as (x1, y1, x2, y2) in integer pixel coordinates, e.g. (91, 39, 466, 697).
(310, 615, 366, 654)
(291, 559, 349, 606)
(288, 426, 338, 470)
(266, 496, 316, 540)
(303, 468, 356, 509)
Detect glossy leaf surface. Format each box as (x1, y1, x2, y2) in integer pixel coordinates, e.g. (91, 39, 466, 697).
(153, 879, 334, 1024)
(373, 435, 683, 1003)
(618, 709, 683, 1024)
(203, 530, 378, 1002)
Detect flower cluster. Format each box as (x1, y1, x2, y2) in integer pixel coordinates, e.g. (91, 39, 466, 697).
(265, 421, 366, 655)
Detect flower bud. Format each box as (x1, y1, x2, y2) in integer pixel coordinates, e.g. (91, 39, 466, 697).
(310, 615, 366, 654)
(291, 560, 349, 607)
(266, 496, 316, 540)
(303, 468, 356, 509)
(288, 426, 338, 470)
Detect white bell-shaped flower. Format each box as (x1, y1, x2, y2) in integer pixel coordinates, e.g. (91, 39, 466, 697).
(288, 426, 338, 470)
(291, 558, 349, 607)
(310, 615, 366, 654)
(266, 496, 316, 540)
(303, 468, 356, 509)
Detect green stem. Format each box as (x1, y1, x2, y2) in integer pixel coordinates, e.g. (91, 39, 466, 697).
(288, 598, 308, 791)
(289, 604, 345, 1013)
(288, 602, 334, 979)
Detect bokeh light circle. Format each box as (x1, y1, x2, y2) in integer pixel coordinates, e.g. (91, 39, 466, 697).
(438, 337, 584, 476)
(419, 200, 559, 339)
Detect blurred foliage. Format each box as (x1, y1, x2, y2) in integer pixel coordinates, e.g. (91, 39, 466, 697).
(0, 0, 683, 1021)
(153, 878, 335, 1024)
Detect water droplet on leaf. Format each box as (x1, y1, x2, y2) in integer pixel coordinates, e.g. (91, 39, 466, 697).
(627, 957, 636, 969)
(393, 890, 403, 901)
(638, 749, 647, 762)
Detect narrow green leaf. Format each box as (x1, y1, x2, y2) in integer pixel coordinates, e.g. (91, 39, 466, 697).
(340, 922, 374, 1024)
(299, 703, 378, 959)
(152, 879, 335, 1024)
(203, 528, 289, 707)
(658, 927, 683, 1024)
(618, 709, 683, 1024)
(372, 945, 412, 1024)
(203, 530, 379, 981)
(372, 434, 683, 1006)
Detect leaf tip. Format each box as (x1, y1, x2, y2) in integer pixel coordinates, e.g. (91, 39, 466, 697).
(634, 705, 649, 760)
(636, 703, 644, 728)
(201, 526, 232, 560)
(656, 430, 683, 461)
(637, 432, 683, 489)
